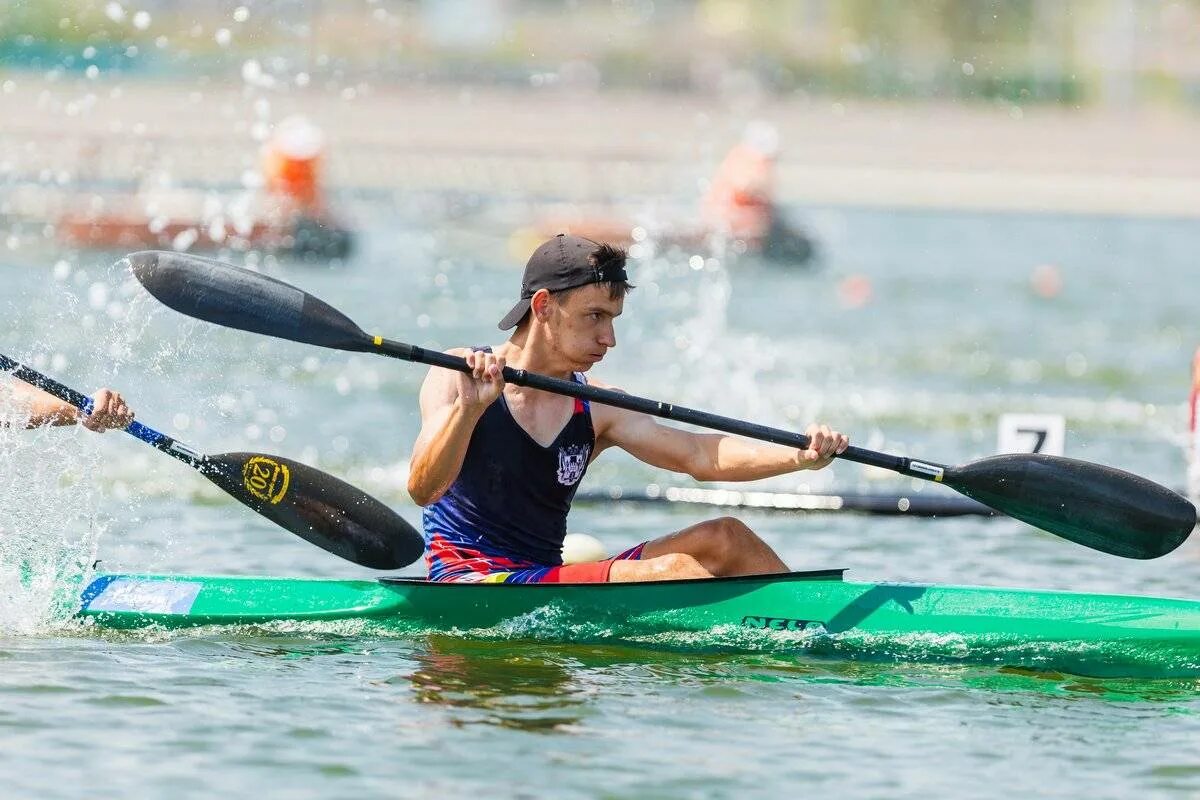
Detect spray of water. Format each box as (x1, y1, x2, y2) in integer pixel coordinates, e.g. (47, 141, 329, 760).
(0, 259, 190, 634)
(0, 395, 107, 634)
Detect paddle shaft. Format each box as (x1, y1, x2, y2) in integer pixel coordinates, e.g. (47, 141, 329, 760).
(124, 250, 1197, 559)
(0, 353, 206, 469)
(372, 339, 949, 482)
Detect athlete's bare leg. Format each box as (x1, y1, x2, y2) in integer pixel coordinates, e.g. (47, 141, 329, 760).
(607, 516, 788, 583)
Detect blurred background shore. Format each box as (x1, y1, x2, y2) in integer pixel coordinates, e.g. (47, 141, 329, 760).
(3, 0, 1199, 226)
(3, 79, 1200, 218)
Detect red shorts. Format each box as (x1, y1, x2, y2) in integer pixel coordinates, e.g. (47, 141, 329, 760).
(426, 537, 647, 584)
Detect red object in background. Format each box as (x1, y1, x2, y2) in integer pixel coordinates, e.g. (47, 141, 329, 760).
(701, 142, 775, 241)
(1190, 346, 1200, 497)
(263, 147, 322, 213)
(262, 115, 327, 214)
(1191, 346, 1199, 436)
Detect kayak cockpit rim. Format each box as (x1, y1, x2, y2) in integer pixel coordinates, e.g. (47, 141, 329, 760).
(376, 568, 847, 588)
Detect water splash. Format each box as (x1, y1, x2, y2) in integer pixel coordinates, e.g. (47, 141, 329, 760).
(0, 406, 106, 633)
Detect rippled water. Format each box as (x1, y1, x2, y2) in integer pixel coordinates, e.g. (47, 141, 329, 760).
(1, 205, 1198, 797)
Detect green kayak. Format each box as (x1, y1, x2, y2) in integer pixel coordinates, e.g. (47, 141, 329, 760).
(78, 570, 1200, 677)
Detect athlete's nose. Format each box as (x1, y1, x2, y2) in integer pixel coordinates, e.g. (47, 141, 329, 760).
(599, 320, 616, 348)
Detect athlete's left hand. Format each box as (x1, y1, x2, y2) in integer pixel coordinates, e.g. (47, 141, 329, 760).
(795, 423, 848, 470)
(83, 388, 135, 432)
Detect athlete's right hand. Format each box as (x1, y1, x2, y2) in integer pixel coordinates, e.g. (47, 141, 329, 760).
(82, 388, 135, 432)
(458, 350, 506, 412)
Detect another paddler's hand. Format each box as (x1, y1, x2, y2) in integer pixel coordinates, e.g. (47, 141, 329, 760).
(82, 388, 135, 432)
(795, 423, 848, 470)
(458, 350, 506, 413)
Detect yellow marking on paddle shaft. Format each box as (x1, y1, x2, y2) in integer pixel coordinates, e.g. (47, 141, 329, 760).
(373, 335, 383, 347)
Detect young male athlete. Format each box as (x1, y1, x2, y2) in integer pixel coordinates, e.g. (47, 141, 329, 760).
(1, 381, 135, 432)
(408, 234, 848, 583)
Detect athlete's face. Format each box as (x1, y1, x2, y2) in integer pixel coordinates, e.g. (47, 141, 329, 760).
(546, 284, 624, 370)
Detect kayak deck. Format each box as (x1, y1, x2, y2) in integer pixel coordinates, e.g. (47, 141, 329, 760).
(76, 570, 1200, 676)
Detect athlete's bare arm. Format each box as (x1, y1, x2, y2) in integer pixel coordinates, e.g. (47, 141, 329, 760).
(3, 384, 134, 431)
(588, 378, 847, 481)
(407, 348, 507, 505)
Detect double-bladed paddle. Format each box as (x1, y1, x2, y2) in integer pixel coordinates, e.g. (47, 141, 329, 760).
(0, 353, 424, 569)
(125, 250, 1198, 560)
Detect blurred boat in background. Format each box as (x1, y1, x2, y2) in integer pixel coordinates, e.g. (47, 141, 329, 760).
(58, 207, 354, 259)
(521, 208, 815, 265)
(523, 122, 816, 265)
(56, 116, 354, 260)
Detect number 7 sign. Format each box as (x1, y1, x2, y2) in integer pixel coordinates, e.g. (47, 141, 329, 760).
(997, 413, 1066, 456)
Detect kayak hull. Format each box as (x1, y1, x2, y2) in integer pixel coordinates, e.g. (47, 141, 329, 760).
(77, 570, 1200, 676)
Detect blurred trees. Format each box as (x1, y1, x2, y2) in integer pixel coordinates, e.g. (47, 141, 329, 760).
(1, 0, 1198, 108)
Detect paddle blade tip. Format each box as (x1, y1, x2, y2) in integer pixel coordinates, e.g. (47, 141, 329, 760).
(121, 248, 375, 351)
(120, 250, 176, 289)
(948, 454, 1197, 560)
(204, 452, 426, 570)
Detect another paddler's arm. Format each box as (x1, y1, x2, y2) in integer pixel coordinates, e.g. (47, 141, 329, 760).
(592, 390, 848, 482)
(407, 349, 506, 505)
(2, 383, 135, 431)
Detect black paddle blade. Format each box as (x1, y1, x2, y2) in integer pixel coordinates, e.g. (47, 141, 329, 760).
(945, 454, 1196, 559)
(202, 452, 425, 569)
(124, 250, 374, 351)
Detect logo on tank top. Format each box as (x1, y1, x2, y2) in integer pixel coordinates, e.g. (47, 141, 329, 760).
(556, 443, 590, 486)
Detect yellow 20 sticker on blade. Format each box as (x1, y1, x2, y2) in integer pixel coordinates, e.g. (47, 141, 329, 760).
(242, 456, 291, 504)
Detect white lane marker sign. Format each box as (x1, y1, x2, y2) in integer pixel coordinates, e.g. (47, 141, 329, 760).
(997, 413, 1066, 456)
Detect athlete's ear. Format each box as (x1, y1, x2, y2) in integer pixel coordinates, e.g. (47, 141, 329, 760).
(531, 289, 553, 321)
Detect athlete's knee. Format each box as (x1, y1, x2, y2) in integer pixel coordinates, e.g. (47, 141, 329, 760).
(713, 516, 755, 537)
(708, 516, 760, 553)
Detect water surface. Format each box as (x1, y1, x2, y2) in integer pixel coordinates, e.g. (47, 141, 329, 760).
(1, 205, 1198, 798)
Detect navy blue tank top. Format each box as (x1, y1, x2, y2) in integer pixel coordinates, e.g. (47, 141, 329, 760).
(422, 353, 594, 570)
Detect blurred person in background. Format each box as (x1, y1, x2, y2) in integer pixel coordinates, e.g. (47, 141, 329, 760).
(702, 120, 780, 243)
(259, 115, 355, 259)
(1, 382, 135, 432)
(701, 121, 813, 263)
(262, 115, 327, 219)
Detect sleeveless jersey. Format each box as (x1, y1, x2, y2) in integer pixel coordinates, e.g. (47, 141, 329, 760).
(422, 355, 594, 576)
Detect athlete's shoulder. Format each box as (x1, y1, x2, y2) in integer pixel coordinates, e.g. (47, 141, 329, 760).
(580, 373, 621, 392)
(580, 374, 638, 436)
